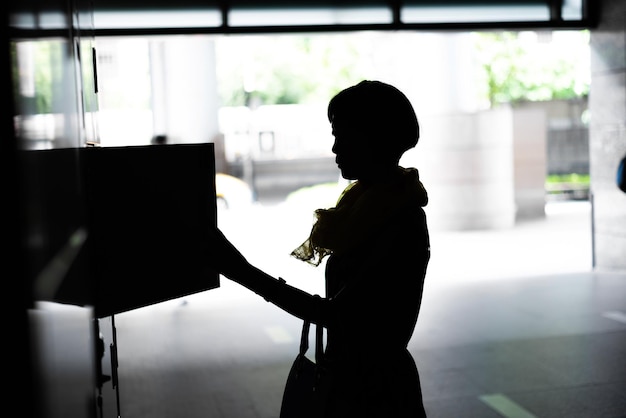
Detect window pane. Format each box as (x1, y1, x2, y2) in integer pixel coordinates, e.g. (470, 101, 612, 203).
(94, 10, 221, 29)
(228, 7, 392, 26)
(402, 5, 549, 23)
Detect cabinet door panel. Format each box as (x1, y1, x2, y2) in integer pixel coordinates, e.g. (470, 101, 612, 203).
(82, 143, 219, 317)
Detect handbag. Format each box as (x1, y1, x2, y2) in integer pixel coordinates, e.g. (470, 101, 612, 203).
(280, 317, 331, 418)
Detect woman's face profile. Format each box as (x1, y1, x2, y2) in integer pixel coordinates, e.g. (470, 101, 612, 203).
(331, 117, 379, 181)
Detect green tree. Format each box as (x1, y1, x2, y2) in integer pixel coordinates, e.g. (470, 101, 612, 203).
(473, 31, 590, 107)
(215, 35, 369, 106)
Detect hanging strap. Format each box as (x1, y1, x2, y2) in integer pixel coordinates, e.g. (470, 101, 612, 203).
(315, 321, 324, 365)
(298, 295, 325, 364)
(299, 320, 310, 357)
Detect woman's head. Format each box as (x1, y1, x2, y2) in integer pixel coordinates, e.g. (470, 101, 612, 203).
(328, 80, 419, 181)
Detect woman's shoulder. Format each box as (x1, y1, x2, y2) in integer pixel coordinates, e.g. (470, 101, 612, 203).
(377, 203, 429, 254)
(386, 201, 428, 233)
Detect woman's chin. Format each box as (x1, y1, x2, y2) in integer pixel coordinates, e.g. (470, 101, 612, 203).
(339, 170, 357, 181)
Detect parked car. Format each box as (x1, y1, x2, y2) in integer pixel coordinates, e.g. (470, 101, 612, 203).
(215, 173, 254, 209)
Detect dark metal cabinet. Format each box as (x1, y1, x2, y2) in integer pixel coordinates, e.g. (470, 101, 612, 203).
(5, 1, 219, 416)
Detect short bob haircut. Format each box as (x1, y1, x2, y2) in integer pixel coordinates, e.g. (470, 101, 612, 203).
(327, 80, 420, 160)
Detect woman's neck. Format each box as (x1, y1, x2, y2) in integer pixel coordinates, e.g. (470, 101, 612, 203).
(358, 165, 400, 186)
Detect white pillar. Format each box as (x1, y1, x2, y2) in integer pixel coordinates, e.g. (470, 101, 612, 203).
(150, 37, 219, 145)
(408, 108, 515, 231)
(401, 33, 516, 230)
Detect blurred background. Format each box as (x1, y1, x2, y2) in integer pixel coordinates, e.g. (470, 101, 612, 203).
(92, 30, 591, 212)
(87, 28, 595, 285)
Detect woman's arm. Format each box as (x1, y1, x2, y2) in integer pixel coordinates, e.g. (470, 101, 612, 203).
(208, 228, 325, 323)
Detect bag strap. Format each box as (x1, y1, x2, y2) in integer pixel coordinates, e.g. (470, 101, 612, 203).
(315, 321, 324, 365)
(299, 320, 310, 356)
(298, 294, 325, 364)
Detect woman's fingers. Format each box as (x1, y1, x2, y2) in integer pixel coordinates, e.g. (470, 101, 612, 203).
(206, 227, 247, 277)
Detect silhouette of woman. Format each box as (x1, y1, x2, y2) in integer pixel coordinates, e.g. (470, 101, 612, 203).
(210, 80, 430, 417)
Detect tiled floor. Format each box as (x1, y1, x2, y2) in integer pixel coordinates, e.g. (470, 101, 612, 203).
(110, 201, 626, 418)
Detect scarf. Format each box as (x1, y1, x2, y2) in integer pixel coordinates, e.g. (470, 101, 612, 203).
(291, 166, 428, 266)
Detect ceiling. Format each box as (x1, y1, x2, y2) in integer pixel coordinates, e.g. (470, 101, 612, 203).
(91, 0, 594, 35)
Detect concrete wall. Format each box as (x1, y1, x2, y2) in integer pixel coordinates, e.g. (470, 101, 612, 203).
(589, 0, 626, 270)
(514, 98, 589, 176)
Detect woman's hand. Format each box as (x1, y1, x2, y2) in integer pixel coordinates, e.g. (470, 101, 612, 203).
(207, 227, 250, 279)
